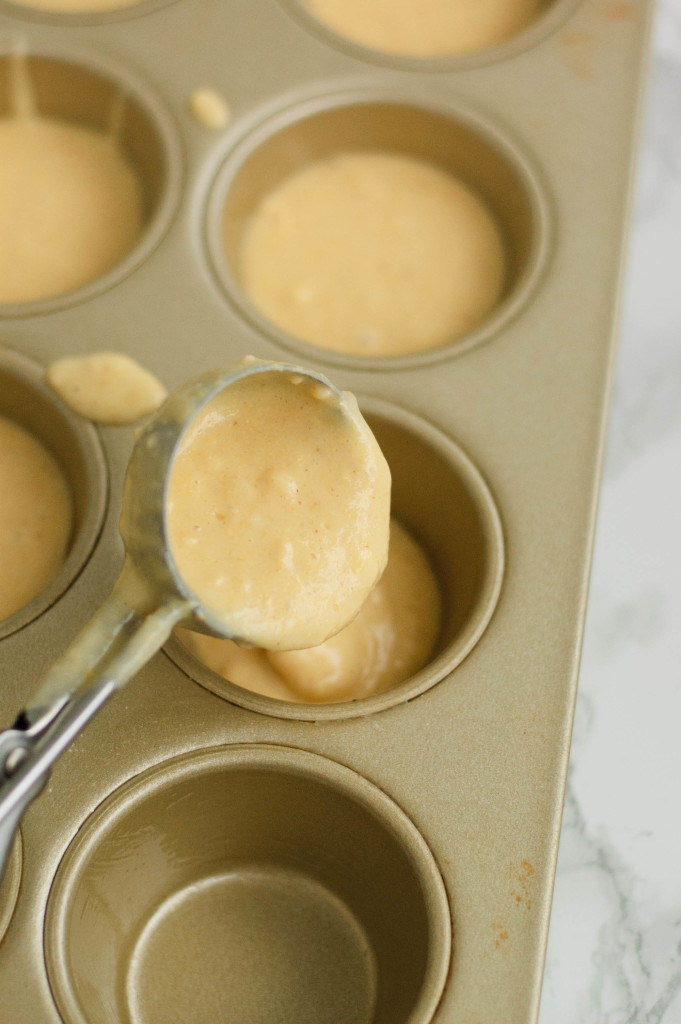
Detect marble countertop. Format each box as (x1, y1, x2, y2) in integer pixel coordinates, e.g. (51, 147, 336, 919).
(538, 1, 681, 1020)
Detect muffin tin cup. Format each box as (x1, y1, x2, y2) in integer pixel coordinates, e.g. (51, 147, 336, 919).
(207, 88, 552, 370)
(44, 744, 452, 1024)
(0, 45, 182, 316)
(278, 0, 582, 71)
(0, 347, 107, 639)
(166, 395, 504, 720)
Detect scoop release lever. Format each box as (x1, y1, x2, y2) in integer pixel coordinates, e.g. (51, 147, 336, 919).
(0, 684, 115, 884)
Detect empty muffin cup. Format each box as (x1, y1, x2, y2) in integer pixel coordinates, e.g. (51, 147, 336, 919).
(0, 348, 107, 638)
(209, 95, 549, 366)
(44, 744, 452, 1024)
(0, 49, 180, 311)
(167, 396, 504, 719)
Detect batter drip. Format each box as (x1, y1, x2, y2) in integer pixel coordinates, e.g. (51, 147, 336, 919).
(179, 518, 441, 703)
(167, 369, 391, 651)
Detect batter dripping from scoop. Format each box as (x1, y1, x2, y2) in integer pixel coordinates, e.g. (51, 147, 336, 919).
(179, 517, 441, 703)
(166, 366, 391, 652)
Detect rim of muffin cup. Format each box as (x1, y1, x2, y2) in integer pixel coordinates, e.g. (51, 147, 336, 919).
(0, 0, 178, 25)
(0, 832, 22, 947)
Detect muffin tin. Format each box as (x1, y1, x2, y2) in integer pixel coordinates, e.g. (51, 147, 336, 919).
(0, 1, 654, 1021)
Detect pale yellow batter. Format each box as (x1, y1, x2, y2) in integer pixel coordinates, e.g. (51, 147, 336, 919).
(178, 518, 441, 703)
(0, 117, 143, 305)
(239, 151, 506, 356)
(302, 0, 540, 57)
(189, 89, 231, 132)
(176, 632, 296, 702)
(0, 416, 73, 621)
(47, 353, 167, 424)
(167, 369, 391, 651)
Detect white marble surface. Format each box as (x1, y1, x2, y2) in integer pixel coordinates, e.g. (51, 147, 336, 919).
(538, 2, 681, 1021)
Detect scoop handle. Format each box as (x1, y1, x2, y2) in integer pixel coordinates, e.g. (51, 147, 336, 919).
(0, 560, 190, 884)
(0, 683, 115, 884)
(31, 558, 190, 709)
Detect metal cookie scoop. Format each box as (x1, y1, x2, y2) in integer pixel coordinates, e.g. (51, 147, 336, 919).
(0, 358, 364, 882)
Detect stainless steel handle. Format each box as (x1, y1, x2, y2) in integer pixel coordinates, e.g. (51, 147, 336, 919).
(0, 560, 191, 884)
(0, 684, 114, 883)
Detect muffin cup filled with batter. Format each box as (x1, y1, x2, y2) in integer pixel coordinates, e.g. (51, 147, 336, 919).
(176, 515, 442, 704)
(44, 745, 451, 1024)
(288, 0, 573, 64)
(210, 96, 548, 366)
(0, 50, 180, 311)
(0, 348, 106, 638)
(167, 396, 505, 719)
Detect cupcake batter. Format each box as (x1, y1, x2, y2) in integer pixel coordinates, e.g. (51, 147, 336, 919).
(176, 631, 295, 702)
(0, 118, 143, 305)
(178, 518, 441, 703)
(47, 353, 167, 424)
(167, 369, 391, 651)
(239, 151, 506, 355)
(302, 0, 540, 57)
(0, 55, 143, 305)
(0, 416, 73, 621)
(189, 89, 231, 131)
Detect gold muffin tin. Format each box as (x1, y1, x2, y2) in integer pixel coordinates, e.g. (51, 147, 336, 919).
(0, 1, 654, 1021)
